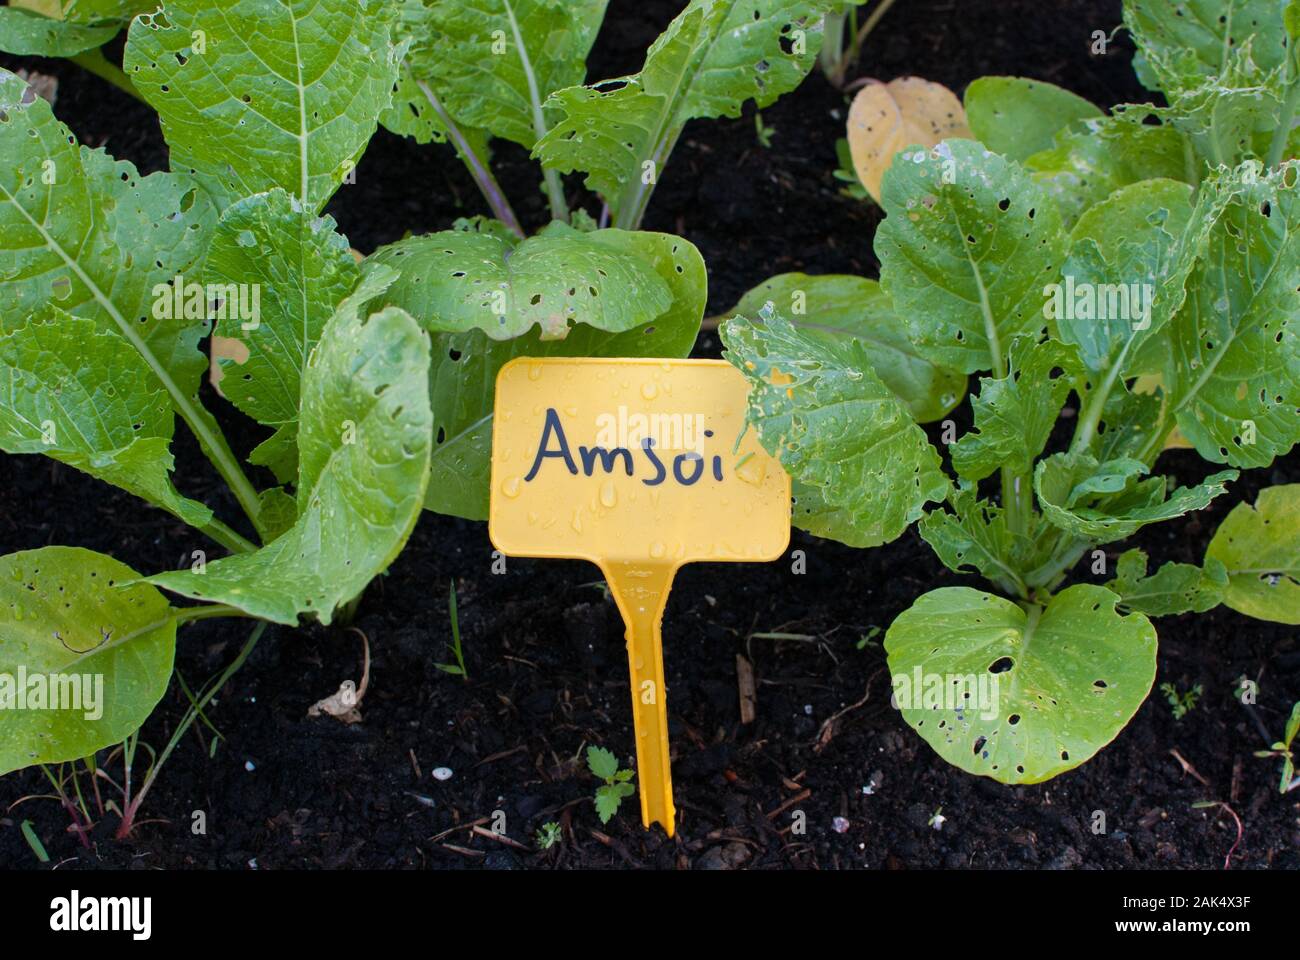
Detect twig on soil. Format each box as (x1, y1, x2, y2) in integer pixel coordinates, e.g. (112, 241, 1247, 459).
(588, 828, 641, 867)
(814, 668, 883, 753)
(439, 843, 486, 859)
(408, 749, 422, 781)
(471, 824, 530, 851)
(736, 654, 757, 724)
(473, 744, 527, 768)
(766, 788, 811, 820)
(1169, 748, 1211, 787)
(428, 816, 492, 843)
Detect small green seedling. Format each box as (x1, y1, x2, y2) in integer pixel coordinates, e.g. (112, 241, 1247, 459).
(856, 625, 882, 650)
(754, 112, 775, 149)
(536, 821, 563, 850)
(1160, 682, 1202, 721)
(435, 581, 468, 680)
(20, 820, 49, 864)
(586, 746, 635, 824)
(1254, 701, 1300, 794)
(928, 806, 946, 831)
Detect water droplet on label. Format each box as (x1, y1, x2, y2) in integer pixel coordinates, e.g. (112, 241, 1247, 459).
(641, 382, 658, 400)
(599, 480, 618, 508)
(527, 361, 543, 381)
(736, 458, 767, 486)
(649, 541, 666, 559)
(501, 476, 521, 498)
(570, 508, 583, 533)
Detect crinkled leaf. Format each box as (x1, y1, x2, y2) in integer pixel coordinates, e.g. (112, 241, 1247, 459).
(0, 547, 175, 776)
(594, 781, 633, 823)
(1205, 484, 1300, 624)
(918, 485, 1052, 598)
(1124, 0, 1288, 94)
(951, 336, 1079, 481)
(370, 221, 673, 341)
(1162, 162, 1300, 468)
(146, 275, 432, 625)
(877, 139, 1066, 375)
(417, 229, 705, 519)
(729, 273, 965, 422)
(0, 69, 253, 519)
(1035, 450, 1236, 544)
(1025, 109, 1190, 228)
(964, 75, 1101, 163)
(1105, 547, 1226, 616)
(412, 0, 608, 151)
(846, 77, 970, 202)
(1156, 45, 1284, 169)
(124, 0, 401, 212)
(0, 309, 212, 528)
(0, 6, 115, 55)
(1057, 178, 1196, 378)
(885, 584, 1157, 784)
(536, 0, 828, 221)
(722, 308, 949, 548)
(205, 188, 361, 483)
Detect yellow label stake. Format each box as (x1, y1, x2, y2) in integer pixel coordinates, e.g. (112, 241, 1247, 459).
(489, 358, 790, 835)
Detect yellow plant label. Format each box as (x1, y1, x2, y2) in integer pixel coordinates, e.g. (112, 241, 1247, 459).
(489, 358, 791, 835)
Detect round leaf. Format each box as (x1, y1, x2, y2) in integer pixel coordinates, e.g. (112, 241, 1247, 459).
(1205, 484, 1300, 624)
(0, 547, 176, 776)
(885, 585, 1157, 783)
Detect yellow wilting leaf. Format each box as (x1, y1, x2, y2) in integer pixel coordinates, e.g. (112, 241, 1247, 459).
(847, 77, 971, 204)
(1133, 374, 1192, 450)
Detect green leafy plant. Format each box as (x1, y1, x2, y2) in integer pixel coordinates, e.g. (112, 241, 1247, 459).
(535, 820, 562, 849)
(722, 0, 1300, 785)
(0, 0, 838, 838)
(1255, 700, 1300, 793)
(1160, 681, 1202, 721)
(586, 745, 635, 824)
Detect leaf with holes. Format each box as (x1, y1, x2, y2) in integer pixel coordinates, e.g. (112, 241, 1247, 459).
(1105, 547, 1226, 616)
(412, 228, 705, 520)
(1205, 484, 1300, 624)
(846, 77, 970, 203)
(876, 139, 1067, 376)
(146, 269, 432, 625)
(535, 0, 830, 225)
(123, 0, 401, 212)
(728, 273, 965, 422)
(951, 336, 1080, 481)
(721, 307, 949, 548)
(0, 546, 176, 776)
(884, 584, 1158, 784)
(1160, 162, 1300, 469)
(1035, 450, 1236, 544)
(370, 220, 674, 342)
(0, 308, 213, 529)
(205, 188, 361, 484)
(964, 76, 1101, 163)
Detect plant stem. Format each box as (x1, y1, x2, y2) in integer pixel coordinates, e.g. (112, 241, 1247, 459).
(70, 48, 147, 104)
(820, 9, 847, 85)
(616, 125, 683, 231)
(172, 603, 254, 626)
(416, 81, 525, 238)
(502, 0, 569, 222)
(118, 620, 267, 838)
(201, 516, 257, 554)
(848, 0, 900, 72)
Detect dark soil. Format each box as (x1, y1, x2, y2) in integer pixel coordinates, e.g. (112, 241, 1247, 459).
(2, 0, 1298, 870)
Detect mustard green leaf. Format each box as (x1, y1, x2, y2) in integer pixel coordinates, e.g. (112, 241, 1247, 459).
(964, 76, 1102, 163)
(1205, 484, 1300, 624)
(876, 139, 1067, 376)
(885, 584, 1157, 784)
(722, 307, 949, 548)
(0, 547, 175, 776)
(729, 273, 965, 422)
(146, 274, 433, 625)
(124, 0, 401, 212)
